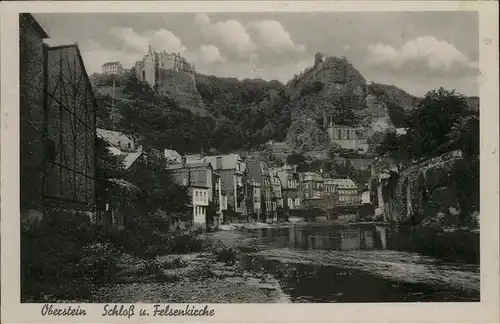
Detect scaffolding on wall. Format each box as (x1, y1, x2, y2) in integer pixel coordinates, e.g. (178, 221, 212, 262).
(43, 44, 97, 212)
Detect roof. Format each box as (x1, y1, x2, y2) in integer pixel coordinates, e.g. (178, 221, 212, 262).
(246, 159, 264, 181)
(97, 128, 134, 149)
(102, 62, 122, 67)
(107, 178, 139, 191)
(164, 149, 182, 163)
(198, 154, 242, 170)
(165, 161, 212, 171)
(115, 151, 143, 170)
(396, 128, 407, 136)
(21, 14, 49, 39)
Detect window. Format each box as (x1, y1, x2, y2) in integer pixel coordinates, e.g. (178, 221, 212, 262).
(195, 191, 199, 201)
(204, 192, 207, 202)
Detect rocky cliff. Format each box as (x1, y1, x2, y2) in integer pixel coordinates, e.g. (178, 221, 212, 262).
(284, 53, 420, 153)
(156, 69, 212, 117)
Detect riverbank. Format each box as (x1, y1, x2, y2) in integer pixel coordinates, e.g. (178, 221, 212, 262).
(219, 217, 357, 232)
(90, 234, 290, 303)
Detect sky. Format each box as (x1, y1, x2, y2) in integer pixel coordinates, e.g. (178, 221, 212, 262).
(33, 11, 479, 97)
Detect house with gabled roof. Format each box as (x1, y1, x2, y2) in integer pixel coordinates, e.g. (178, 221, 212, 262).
(166, 157, 224, 230)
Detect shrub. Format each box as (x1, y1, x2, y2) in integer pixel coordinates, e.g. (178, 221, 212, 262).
(159, 257, 187, 269)
(165, 233, 204, 254)
(78, 242, 119, 284)
(135, 259, 161, 277)
(21, 212, 119, 301)
(214, 247, 238, 265)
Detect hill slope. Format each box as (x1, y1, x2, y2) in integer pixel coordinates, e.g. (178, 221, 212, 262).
(283, 53, 420, 152)
(90, 54, 477, 156)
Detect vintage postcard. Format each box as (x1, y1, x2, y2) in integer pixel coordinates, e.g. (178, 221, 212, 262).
(1, 1, 499, 323)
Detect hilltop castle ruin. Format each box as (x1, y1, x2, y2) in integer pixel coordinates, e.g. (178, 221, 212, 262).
(134, 45, 195, 88)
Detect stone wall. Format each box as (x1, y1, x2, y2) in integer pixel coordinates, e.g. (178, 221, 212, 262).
(386, 150, 464, 222)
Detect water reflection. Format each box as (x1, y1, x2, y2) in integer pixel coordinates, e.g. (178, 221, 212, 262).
(249, 224, 386, 251)
(239, 224, 479, 303)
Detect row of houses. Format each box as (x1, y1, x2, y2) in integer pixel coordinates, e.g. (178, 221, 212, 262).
(161, 149, 362, 228)
(95, 127, 364, 229)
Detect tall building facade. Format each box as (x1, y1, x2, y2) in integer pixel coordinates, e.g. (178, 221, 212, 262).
(275, 165, 301, 210)
(20, 14, 97, 223)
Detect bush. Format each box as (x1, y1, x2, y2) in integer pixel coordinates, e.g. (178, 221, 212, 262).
(165, 233, 204, 254)
(21, 212, 119, 302)
(159, 257, 187, 269)
(78, 242, 119, 284)
(135, 259, 161, 277)
(214, 247, 238, 265)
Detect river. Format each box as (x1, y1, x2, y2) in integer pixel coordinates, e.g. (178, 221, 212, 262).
(227, 223, 480, 303)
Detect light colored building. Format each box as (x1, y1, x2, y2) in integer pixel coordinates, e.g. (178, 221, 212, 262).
(270, 171, 283, 209)
(101, 61, 123, 75)
(248, 180, 262, 219)
(323, 178, 338, 195)
(275, 165, 301, 210)
(361, 190, 371, 204)
(166, 159, 215, 229)
(299, 172, 324, 200)
(135, 45, 195, 88)
(246, 159, 274, 221)
(186, 154, 246, 221)
(330, 178, 360, 205)
(327, 122, 370, 153)
(164, 148, 182, 164)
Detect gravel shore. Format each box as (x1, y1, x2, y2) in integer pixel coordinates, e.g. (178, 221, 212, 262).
(92, 249, 290, 303)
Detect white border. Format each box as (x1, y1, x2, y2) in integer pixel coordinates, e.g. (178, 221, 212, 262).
(1, 1, 499, 323)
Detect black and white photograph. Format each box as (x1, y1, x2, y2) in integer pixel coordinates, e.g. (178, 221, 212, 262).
(1, 1, 499, 322)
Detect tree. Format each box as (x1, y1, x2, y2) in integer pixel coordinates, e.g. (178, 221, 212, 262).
(125, 150, 190, 216)
(405, 88, 469, 159)
(95, 137, 125, 211)
(286, 153, 306, 165)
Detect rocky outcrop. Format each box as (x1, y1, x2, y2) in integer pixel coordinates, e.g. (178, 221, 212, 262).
(286, 55, 367, 123)
(284, 54, 420, 153)
(156, 70, 212, 117)
(286, 117, 329, 153)
(386, 150, 465, 223)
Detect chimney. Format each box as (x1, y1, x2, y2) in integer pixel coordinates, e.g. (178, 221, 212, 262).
(216, 156, 223, 170)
